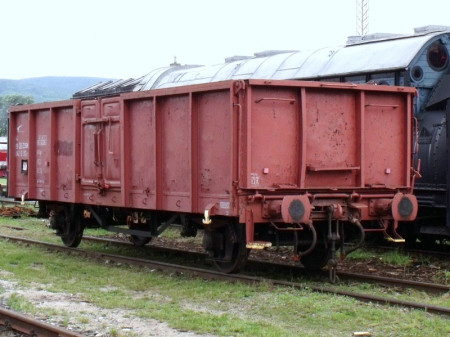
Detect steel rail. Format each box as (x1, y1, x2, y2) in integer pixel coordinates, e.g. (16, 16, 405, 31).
(0, 306, 85, 337)
(1, 234, 449, 316)
(335, 270, 450, 293)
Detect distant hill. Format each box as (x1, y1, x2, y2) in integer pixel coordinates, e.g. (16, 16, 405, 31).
(0, 76, 115, 103)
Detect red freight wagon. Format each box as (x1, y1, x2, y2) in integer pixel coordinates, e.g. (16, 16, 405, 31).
(9, 79, 418, 276)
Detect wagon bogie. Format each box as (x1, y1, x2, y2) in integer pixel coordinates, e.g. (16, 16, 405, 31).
(203, 220, 249, 273)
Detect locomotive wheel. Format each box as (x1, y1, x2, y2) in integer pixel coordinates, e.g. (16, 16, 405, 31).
(213, 222, 249, 273)
(300, 224, 330, 270)
(58, 205, 84, 248)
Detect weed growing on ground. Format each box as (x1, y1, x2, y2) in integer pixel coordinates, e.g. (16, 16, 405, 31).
(7, 293, 35, 313)
(347, 248, 413, 266)
(1, 218, 449, 336)
(433, 269, 450, 285)
(0, 238, 449, 337)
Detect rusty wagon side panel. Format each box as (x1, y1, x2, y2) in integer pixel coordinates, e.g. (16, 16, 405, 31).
(117, 83, 237, 216)
(242, 81, 413, 193)
(9, 82, 239, 218)
(8, 101, 81, 204)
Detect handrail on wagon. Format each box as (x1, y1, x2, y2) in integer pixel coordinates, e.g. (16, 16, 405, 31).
(254, 97, 296, 104)
(307, 165, 361, 172)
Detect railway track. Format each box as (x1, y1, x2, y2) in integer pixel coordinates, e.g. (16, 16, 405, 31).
(79, 236, 450, 294)
(364, 241, 450, 259)
(0, 306, 85, 337)
(1, 234, 449, 316)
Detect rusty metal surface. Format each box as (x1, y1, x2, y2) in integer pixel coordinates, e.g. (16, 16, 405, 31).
(9, 80, 417, 227)
(8, 100, 80, 204)
(0, 306, 85, 336)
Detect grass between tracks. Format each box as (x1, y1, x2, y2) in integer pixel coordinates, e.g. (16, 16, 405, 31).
(0, 216, 449, 337)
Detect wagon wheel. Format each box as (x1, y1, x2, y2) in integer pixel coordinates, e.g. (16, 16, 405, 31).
(129, 213, 153, 247)
(129, 224, 152, 247)
(213, 222, 249, 274)
(129, 230, 152, 246)
(299, 223, 330, 270)
(58, 205, 84, 248)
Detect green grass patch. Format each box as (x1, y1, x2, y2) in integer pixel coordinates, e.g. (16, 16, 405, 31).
(7, 293, 35, 312)
(0, 217, 449, 336)
(433, 269, 450, 284)
(347, 248, 413, 266)
(0, 234, 449, 337)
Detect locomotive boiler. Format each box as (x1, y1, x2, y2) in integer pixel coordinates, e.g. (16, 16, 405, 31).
(9, 79, 418, 277)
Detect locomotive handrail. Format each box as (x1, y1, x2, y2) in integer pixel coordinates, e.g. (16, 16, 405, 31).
(412, 116, 419, 155)
(411, 159, 422, 191)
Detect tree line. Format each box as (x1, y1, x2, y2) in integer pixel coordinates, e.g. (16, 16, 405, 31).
(0, 94, 34, 136)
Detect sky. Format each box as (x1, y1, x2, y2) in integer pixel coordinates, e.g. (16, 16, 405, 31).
(1, 0, 449, 80)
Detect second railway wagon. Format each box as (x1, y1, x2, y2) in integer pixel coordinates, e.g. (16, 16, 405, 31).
(9, 79, 418, 275)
